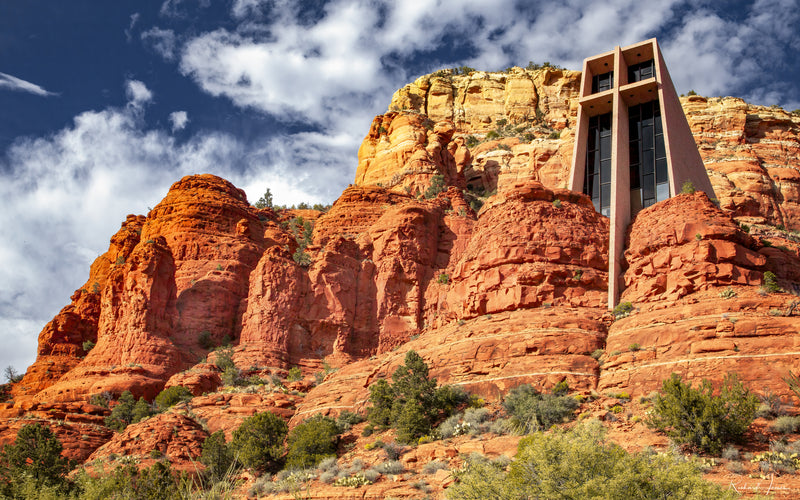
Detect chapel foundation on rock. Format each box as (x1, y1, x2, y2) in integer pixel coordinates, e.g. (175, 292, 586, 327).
(568, 38, 716, 307)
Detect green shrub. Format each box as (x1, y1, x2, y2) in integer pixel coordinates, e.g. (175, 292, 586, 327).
(104, 391, 136, 431)
(424, 174, 446, 199)
(681, 180, 696, 194)
(214, 346, 236, 372)
(552, 199, 561, 208)
(367, 351, 466, 444)
(647, 373, 758, 455)
(285, 415, 339, 470)
(287, 366, 302, 382)
(335, 411, 365, 432)
(200, 430, 234, 483)
(254, 188, 273, 209)
(771, 415, 800, 434)
(88, 392, 110, 408)
(155, 385, 192, 410)
(437, 273, 449, 285)
(198, 330, 214, 349)
(0, 423, 72, 497)
(82, 340, 95, 353)
(502, 383, 579, 434)
(762, 271, 780, 293)
(131, 397, 154, 423)
(612, 301, 633, 319)
(230, 412, 288, 471)
(719, 287, 737, 299)
(293, 249, 312, 267)
(448, 421, 736, 500)
(74, 462, 182, 500)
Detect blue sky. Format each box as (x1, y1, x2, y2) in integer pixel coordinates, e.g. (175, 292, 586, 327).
(1, 0, 798, 374)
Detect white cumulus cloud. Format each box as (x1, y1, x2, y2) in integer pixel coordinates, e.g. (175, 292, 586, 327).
(125, 79, 153, 109)
(169, 110, 189, 131)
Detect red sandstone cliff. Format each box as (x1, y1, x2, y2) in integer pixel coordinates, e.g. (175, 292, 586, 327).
(0, 67, 799, 498)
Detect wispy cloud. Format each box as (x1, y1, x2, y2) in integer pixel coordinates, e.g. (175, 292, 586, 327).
(141, 27, 178, 60)
(0, 80, 347, 372)
(0, 72, 56, 97)
(125, 12, 140, 42)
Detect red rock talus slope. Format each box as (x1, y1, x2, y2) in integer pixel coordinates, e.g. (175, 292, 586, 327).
(292, 306, 606, 426)
(599, 192, 800, 396)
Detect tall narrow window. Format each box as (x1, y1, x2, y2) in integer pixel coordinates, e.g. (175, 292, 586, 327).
(628, 100, 668, 209)
(591, 71, 614, 93)
(584, 112, 612, 216)
(628, 59, 654, 83)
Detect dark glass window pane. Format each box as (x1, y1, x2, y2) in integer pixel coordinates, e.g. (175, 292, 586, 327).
(601, 184, 611, 208)
(592, 174, 599, 195)
(600, 160, 611, 183)
(629, 122, 639, 141)
(592, 71, 614, 93)
(656, 182, 670, 202)
(643, 102, 653, 119)
(656, 158, 668, 183)
(642, 150, 654, 174)
(628, 59, 654, 83)
(587, 151, 596, 174)
(600, 136, 612, 157)
(655, 135, 666, 158)
(629, 145, 639, 165)
(642, 127, 653, 150)
(630, 164, 640, 189)
(642, 174, 655, 200)
(600, 113, 611, 131)
(654, 113, 663, 135)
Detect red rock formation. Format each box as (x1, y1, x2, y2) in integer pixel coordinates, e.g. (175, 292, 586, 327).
(599, 191, 800, 396)
(88, 412, 207, 466)
(11, 216, 145, 400)
(0, 403, 113, 462)
(357, 71, 800, 233)
(441, 182, 609, 321)
(622, 192, 765, 303)
(684, 96, 800, 230)
(291, 306, 606, 426)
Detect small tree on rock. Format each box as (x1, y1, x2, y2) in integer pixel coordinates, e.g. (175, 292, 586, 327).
(230, 412, 288, 471)
(254, 188, 273, 209)
(201, 430, 234, 483)
(0, 423, 71, 495)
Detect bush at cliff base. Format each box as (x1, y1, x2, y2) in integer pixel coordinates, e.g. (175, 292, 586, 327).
(285, 414, 340, 469)
(367, 350, 467, 444)
(446, 420, 738, 500)
(230, 411, 288, 470)
(0, 423, 72, 498)
(647, 373, 758, 455)
(201, 430, 234, 483)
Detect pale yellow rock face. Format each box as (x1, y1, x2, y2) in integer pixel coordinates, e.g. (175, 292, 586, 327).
(358, 69, 800, 231)
(358, 67, 581, 197)
(683, 96, 800, 230)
